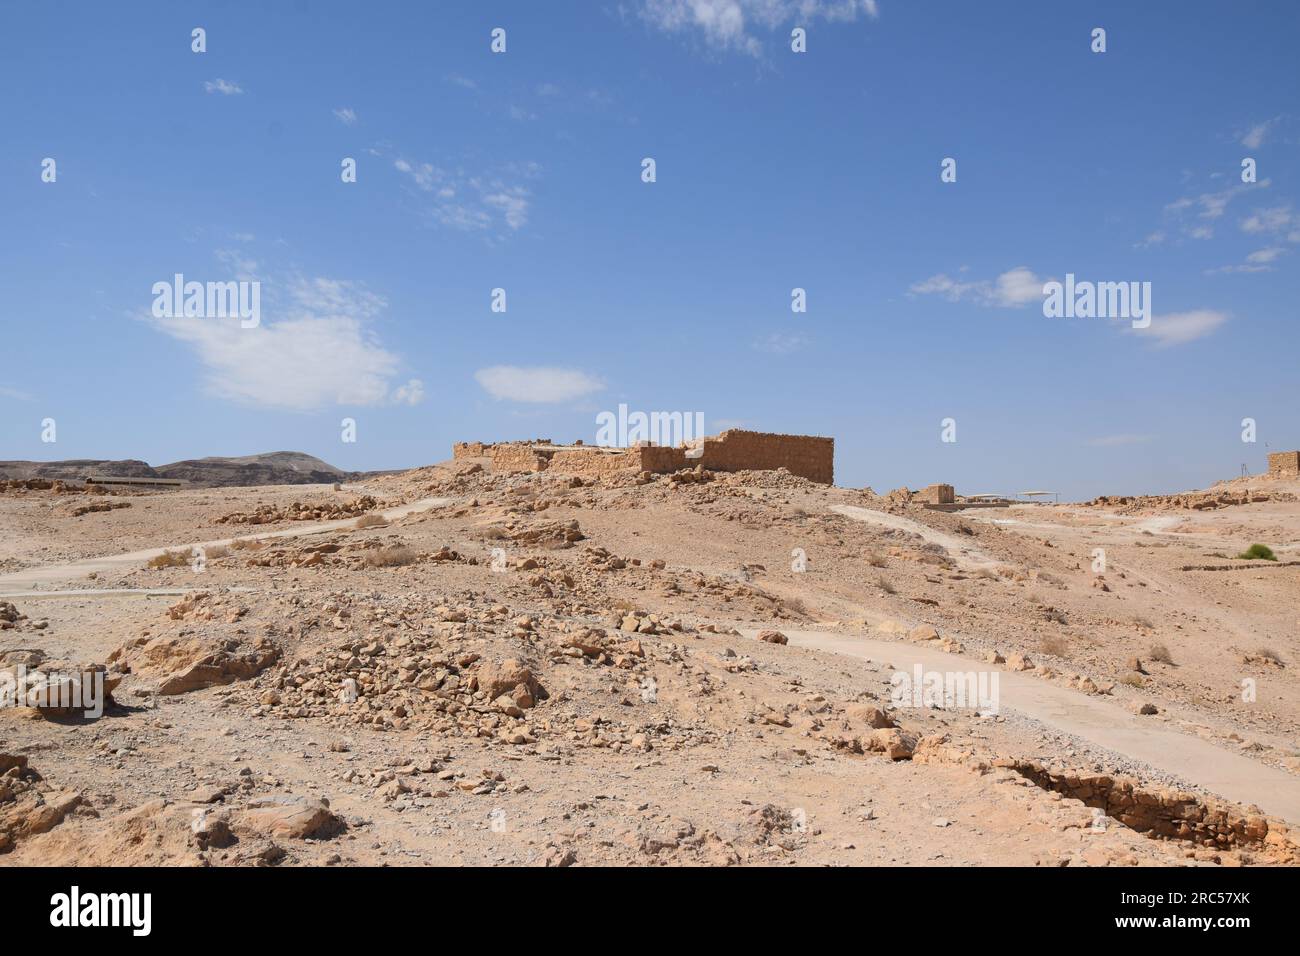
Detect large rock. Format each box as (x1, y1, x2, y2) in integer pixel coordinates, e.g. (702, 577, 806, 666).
(108, 634, 279, 695)
(474, 659, 546, 707)
(230, 796, 344, 840)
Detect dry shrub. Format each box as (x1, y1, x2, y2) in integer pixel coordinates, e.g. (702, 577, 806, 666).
(364, 545, 418, 567)
(865, 551, 887, 568)
(354, 514, 390, 530)
(1038, 634, 1069, 657)
(1120, 672, 1145, 687)
(147, 549, 192, 569)
(229, 537, 267, 551)
(1148, 643, 1174, 665)
(876, 575, 896, 595)
(1256, 647, 1283, 663)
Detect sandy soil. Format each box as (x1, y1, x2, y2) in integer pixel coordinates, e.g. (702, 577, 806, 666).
(0, 462, 1296, 866)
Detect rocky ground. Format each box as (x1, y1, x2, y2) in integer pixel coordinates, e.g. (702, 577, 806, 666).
(0, 459, 1297, 867)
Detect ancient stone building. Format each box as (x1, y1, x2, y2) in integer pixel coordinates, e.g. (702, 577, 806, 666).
(1267, 451, 1300, 477)
(454, 429, 835, 484)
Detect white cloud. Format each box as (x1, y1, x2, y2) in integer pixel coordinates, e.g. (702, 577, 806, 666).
(909, 266, 1046, 308)
(474, 366, 605, 403)
(1130, 310, 1228, 347)
(1246, 246, 1285, 264)
(446, 74, 477, 90)
(392, 379, 425, 406)
(394, 158, 533, 233)
(1240, 204, 1296, 237)
(333, 107, 358, 125)
(0, 384, 33, 402)
(639, 0, 880, 56)
(149, 270, 420, 411)
(1240, 117, 1280, 150)
(203, 78, 243, 95)
(752, 332, 808, 353)
(483, 189, 530, 230)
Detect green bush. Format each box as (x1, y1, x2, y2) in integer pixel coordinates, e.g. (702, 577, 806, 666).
(1237, 543, 1277, 561)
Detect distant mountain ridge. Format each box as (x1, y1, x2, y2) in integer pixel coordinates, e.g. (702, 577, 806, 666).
(0, 451, 370, 488)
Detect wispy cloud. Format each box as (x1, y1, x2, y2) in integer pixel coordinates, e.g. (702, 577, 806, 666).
(1130, 309, 1228, 348)
(474, 366, 605, 403)
(333, 107, 358, 126)
(203, 78, 243, 95)
(148, 262, 420, 411)
(1240, 204, 1300, 242)
(0, 384, 34, 402)
(446, 74, 478, 90)
(752, 332, 808, 353)
(1240, 117, 1280, 150)
(909, 266, 1046, 308)
(639, 0, 880, 57)
(392, 155, 537, 233)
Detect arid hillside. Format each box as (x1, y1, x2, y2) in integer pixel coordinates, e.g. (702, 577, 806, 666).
(1, 458, 1297, 866)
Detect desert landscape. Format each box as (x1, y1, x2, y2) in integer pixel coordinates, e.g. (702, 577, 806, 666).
(1, 438, 1297, 868)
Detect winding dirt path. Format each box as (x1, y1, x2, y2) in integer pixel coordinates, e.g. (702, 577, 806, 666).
(742, 626, 1300, 825)
(0, 496, 452, 593)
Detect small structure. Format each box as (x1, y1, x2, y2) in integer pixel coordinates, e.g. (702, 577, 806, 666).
(1018, 489, 1059, 503)
(1267, 451, 1300, 477)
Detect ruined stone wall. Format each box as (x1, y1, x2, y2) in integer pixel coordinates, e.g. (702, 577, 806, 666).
(547, 448, 639, 476)
(452, 442, 487, 459)
(1268, 451, 1300, 477)
(461, 429, 834, 484)
(694, 430, 833, 484)
(490, 445, 549, 473)
(917, 483, 955, 504)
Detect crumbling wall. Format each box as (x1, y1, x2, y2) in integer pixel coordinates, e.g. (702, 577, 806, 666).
(452, 442, 487, 459)
(693, 430, 833, 484)
(460, 429, 835, 484)
(917, 484, 955, 504)
(548, 448, 639, 476)
(1268, 451, 1300, 477)
(491, 445, 549, 473)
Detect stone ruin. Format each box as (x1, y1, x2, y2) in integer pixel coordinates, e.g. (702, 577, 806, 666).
(1267, 451, 1300, 477)
(454, 429, 835, 484)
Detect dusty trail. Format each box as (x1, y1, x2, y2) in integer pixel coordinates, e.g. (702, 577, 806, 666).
(743, 627, 1300, 825)
(830, 504, 1000, 570)
(0, 496, 452, 592)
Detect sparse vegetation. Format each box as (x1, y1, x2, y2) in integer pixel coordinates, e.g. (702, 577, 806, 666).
(146, 548, 192, 569)
(1148, 643, 1174, 665)
(229, 537, 267, 551)
(1038, 635, 1069, 657)
(1236, 543, 1277, 561)
(865, 551, 887, 568)
(1120, 672, 1146, 688)
(1132, 615, 1155, 631)
(1256, 647, 1283, 664)
(363, 545, 418, 567)
(876, 575, 896, 595)
(354, 514, 390, 529)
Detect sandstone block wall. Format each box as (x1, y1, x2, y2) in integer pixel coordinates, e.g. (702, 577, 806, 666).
(1267, 451, 1300, 477)
(454, 429, 835, 484)
(917, 483, 955, 504)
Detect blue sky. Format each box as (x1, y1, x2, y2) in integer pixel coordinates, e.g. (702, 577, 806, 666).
(2, 0, 1297, 498)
